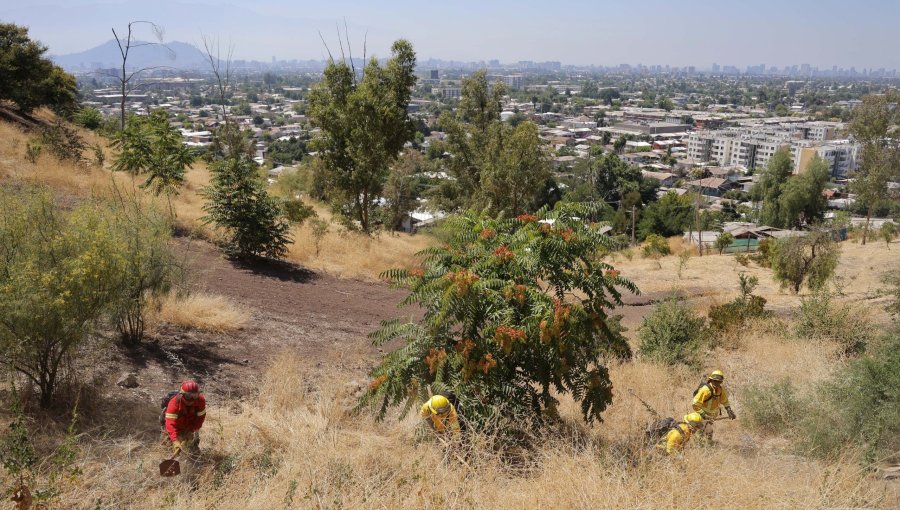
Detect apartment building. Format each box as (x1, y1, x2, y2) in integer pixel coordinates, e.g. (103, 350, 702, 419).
(687, 121, 856, 176)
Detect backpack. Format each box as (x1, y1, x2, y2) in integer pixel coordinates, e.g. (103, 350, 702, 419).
(158, 390, 180, 427)
(692, 379, 712, 400)
(645, 417, 678, 444)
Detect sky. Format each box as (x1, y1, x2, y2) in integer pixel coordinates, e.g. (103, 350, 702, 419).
(2, 0, 899, 69)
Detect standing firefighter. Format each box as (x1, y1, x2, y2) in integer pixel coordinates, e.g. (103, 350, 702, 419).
(692, 369, 736, 440)
(420, 394, 461, 436)
(657, 412, 705, 455)
(163, 380, 207, 455)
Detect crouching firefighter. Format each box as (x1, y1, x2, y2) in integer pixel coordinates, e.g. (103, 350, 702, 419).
(692, 369, 736, 441)
(420, 394, 461, 437)
(656, 412, 705, 455)
(161, 380, 207, 456)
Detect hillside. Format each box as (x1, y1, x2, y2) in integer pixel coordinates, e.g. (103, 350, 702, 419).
(0, 117, 898, 509)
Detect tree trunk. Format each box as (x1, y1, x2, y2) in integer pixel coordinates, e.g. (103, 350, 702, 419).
(862, 209, 871, 245)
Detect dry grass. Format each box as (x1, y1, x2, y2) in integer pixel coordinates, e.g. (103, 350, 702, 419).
(40, 351, 895, 509)
(157, 292, 249, 332)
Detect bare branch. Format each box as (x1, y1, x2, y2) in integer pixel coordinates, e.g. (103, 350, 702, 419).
(335, 23, 346, 64)
(344, 18, 356, 82)
(317, 30, 334, 62)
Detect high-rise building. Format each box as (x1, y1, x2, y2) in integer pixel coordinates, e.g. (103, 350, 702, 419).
(430, 69, 439, 80)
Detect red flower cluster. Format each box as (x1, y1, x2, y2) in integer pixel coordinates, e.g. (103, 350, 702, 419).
(494, 325, 527, 353)
(479, 228, 496, 239)
(425, 348, 447, 374)
(560, 228, 574, 242)
(606, 269, 620, 278)
(368, 375, 388, 391)
(409, 268, 425, 278)
(517, 214, 538, 223)
(493, 245, 514, 262)
(477, 353, 497, 374)
(445, 269, 480, 296)
(503, 284, 527, 304)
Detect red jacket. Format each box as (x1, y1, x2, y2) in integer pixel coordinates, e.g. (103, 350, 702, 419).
(164, 394, 206, 441)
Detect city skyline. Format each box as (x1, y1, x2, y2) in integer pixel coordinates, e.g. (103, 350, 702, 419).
(2, 0, 900, 69)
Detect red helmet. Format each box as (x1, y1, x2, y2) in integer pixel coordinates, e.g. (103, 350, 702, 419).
(180, 380, 200, 393)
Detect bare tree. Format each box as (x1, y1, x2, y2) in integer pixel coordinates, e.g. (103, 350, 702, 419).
(201, 35, 234, 125)
(111, 21, 173, 130)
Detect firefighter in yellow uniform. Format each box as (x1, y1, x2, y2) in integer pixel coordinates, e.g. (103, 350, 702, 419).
(658, 412, 705, 454)
(692, 369, 736, 441)
(420, 395, 461, 436)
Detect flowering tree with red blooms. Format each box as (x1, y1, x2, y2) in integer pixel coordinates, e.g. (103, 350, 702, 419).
(359, 204, 638, 431)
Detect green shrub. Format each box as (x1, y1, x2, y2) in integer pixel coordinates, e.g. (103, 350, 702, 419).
(641, 234, 670, 257)
(106, 191, 180, 346)
(708, 273, 770, 341)
(282, 198, 317, 225)
(741, 378, 805, 435)
(749, 238, 773, 267)
(73, 107, 103, 130)
(40, 120, 86, 165)
(0, 186, 125, 406)
(638, 298, 705, 366)
(795, 329, 900, 462)
(795, 288, 871, 356)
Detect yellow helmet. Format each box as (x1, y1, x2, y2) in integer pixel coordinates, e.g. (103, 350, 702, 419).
(684, 412, 704, 429)
(428, 395, 451, 415)
(708, 370, 725, 382)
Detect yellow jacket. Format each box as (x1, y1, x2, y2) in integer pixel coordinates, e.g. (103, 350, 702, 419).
(692, 383, 729, 417)
(657, 423, 692, 454)
(420, 402, 460, 435)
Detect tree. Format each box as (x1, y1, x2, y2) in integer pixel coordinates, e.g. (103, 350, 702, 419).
(437, 71, 551, 215)
(382, 151, 424, 231)
(777, 155, 829, 228)
(73, 107, 104, 130)
(637, 191, 694, 239)
(848, 92, 900, 245)
(770, 231, 840, 293)
(202, 151, 293, 259)
(111, 21, 173, 130)
(714, 232, 735, 254)
(359, 205, 637, 430)
(308, 39, 417, 232)
(107, 189, 179, 346)
(750, 146, 794, 227)
(613, 136, 626, 153)
(0, 186, 125, 407)
(112, 109, 195, 209)
(0, 23, 77, 115)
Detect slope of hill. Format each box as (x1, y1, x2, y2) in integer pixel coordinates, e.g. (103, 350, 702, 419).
(51, 40, 209, 71)
(0, 116, 897, 509)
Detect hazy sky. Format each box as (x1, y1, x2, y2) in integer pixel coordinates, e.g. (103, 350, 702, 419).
(3, 0, 899, 69)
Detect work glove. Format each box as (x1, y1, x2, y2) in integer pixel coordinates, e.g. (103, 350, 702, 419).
(172, 440, 184, 454)
(726, 407, 736, 420)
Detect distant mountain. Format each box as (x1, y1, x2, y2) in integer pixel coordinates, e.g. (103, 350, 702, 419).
(52, 40, 209, 71)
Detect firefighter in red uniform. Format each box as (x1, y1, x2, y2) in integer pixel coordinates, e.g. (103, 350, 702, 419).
(164, 380, 207, 455)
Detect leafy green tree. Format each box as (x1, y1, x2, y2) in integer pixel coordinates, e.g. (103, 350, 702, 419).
(848, 92, 900, 244)
(0, 186, 126, 407)
(770, 231, 840, 293)
(202, 151, 293, 259)
(637, 191, 694, 239)
(0, 23, 78, 115)
(777, 155, 829, 228)
(715, 231, 735, 254)
(360, 205, 636, 429)
(107, 191, 179, 346)
(881, 222, 897, 248)
(112, 110, 195, 206)
(267, 136, 307, 166)
(438, 71, 551, 215)
(308, 39, 417, 232)
(382, 151, 425, 231)
(750, 146, 794, 227)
